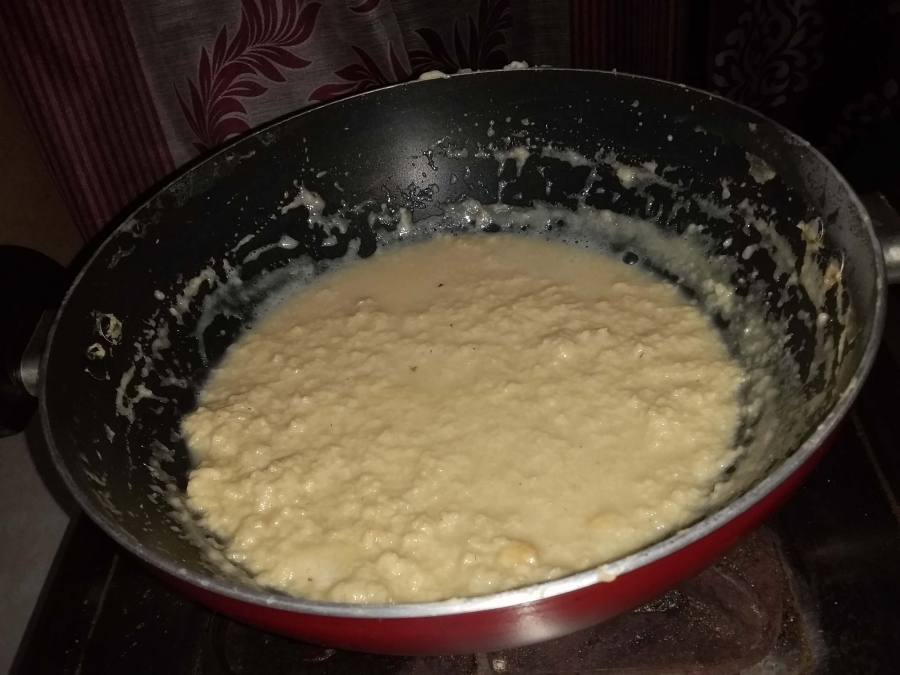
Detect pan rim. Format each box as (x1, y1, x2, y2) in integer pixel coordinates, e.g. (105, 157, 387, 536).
(40, 67, 888, 619)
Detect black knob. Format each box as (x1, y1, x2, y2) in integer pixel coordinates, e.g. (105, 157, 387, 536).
(0, 246, 69, 437)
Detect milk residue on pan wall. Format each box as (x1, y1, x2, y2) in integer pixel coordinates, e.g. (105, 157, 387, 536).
(97, 108, 853, 590)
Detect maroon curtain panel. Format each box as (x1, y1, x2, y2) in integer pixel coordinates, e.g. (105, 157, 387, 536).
(0, 1, 175, 241)
(2, 0, 898, 239)
(0, 0, 516, 240)
(570, 0, 689, 82)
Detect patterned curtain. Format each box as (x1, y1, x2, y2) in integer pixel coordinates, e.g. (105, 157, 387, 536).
(0, 0, 532, 240)
(2, 0, 897, 241)
(706, 0, 900, 172)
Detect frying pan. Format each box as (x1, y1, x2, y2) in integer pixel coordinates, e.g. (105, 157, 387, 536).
(15, 70, 900, 654)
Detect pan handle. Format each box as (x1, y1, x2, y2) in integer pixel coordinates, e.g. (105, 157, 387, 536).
(0, 246, 69, 437)
(860, 192, 900, 285)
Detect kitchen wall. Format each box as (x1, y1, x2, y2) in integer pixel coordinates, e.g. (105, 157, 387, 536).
(0, 72, 79, 675)
(0, 72, 82, 263)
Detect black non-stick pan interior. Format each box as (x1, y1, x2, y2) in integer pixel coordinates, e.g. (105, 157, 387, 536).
(43, 70, 879, 587)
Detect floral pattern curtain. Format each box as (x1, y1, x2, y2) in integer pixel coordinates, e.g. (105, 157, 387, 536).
(1, 0, 898, 241)
(0, 0, 523, 239)
(707, 0, 900, 170)
(130, 0, 514, 162)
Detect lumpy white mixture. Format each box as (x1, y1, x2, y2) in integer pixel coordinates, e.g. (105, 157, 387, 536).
(183, 234, 744, 603)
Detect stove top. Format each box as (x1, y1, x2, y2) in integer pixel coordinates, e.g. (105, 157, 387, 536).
(13, 294, 900, 675)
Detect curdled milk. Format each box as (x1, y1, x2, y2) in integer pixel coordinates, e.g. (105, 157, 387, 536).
(182, 234, 743, 603)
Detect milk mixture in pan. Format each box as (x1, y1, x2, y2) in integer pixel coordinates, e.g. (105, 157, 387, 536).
(183, 234, 744, 603)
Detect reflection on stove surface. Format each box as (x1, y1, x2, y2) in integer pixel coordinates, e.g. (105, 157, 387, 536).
(201, 530, 808, 675)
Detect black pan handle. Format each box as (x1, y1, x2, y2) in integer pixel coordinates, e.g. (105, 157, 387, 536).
(860, 193, 900, 285)
(0, 246, 69, 437)
(839, 118, 900, 284)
